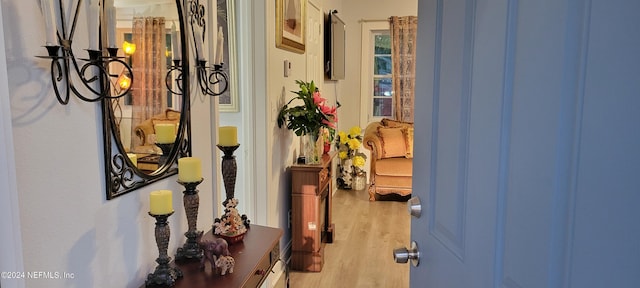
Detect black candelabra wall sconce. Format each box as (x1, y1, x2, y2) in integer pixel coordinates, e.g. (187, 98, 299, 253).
(187, 0, 229, 97)
(164, 0, 229, 97)
(37, 0, 133, 105)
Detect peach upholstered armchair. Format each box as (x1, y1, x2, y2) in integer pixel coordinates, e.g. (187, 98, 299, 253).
(362, 119, 414, 201)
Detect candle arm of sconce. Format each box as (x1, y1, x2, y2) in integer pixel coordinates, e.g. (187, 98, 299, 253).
(165, 64, 184, 95)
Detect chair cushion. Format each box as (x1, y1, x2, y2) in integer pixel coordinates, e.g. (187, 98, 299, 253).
(375, 157, 412, 177)
(377, 126, 408, 158)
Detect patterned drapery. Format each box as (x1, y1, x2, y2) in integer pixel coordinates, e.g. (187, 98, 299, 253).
(390, 16, 417, 122)
(130, 17, 167, 149)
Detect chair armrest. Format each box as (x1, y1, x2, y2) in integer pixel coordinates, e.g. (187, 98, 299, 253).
(134, 119, 155, 146)
(363, 122, 384, 160)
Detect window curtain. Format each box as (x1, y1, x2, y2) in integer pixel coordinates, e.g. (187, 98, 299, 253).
(130, 17, 167, 149)
(390, 16, 417, 122)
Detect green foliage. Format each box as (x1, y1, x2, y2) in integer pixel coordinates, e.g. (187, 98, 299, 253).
(277, 80, 338, 136)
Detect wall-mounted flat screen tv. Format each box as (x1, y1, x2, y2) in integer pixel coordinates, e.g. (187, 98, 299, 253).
(325, 10, 345, 80)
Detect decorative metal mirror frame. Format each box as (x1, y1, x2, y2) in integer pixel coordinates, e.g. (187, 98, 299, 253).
(103, 0, 191, 199)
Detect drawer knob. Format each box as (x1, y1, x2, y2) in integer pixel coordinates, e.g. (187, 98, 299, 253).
(255, 269, 266, 276)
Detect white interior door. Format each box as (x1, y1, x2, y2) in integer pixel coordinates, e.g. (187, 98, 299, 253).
(306, 1, 323, 83)
(409, 0, 640, 287)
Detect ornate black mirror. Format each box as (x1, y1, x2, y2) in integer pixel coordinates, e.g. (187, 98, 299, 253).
(104, 0, 190, 199)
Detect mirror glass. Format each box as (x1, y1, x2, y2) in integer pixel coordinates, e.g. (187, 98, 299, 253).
(104, 0, 190, 199)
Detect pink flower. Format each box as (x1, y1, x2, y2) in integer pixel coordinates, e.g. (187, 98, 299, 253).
(322, 118, 336, 128)
(313, 91, 326, 105)
(320, 104, 332, 115)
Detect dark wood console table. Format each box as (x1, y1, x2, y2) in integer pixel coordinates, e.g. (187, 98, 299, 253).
(146, 225, 282, 288)
(290, 152, 336, 272)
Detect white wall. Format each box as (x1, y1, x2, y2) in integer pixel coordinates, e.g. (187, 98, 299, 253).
(0, 1, 24, 286)
(337, 0, 417, 131)
(1, 1, 216, 287)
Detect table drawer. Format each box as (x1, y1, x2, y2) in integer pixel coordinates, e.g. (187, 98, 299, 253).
(243, 245, 279, 287)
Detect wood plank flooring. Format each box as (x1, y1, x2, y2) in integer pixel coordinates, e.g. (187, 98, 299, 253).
(288, 188, 411, 287)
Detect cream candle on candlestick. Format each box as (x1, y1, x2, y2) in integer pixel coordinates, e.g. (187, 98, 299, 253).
(87, 0, 100, 50)
(211, 1, 218, 64)
(150, 190, 173, 215)
(218, 126, 238, 146)
(40, 0, 57, 45)
(216, 26, 224, 64)
(171, 22, 181, 60)
(194, 29, 204, 61)
(105, 0, 117, 48)
(127, 153, 138, 167)
(178, 157, 202, 182)
(155, 123, 176, 144)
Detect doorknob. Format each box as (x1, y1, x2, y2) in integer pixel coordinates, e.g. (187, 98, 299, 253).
(407, 196, 421, 218)
(393, 241, 420, 267)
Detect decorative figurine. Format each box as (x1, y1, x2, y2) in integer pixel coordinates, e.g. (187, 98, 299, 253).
(195, 231, 230, 272)
(215, 255, 235, 275)
(212, 198, 250, 244)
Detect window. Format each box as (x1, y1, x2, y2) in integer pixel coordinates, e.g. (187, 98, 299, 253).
(360, 21, 392, 126)
(372, 32, 393, 118)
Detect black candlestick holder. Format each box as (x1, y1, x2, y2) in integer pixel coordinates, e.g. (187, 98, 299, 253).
(175, 178, 204, 262)
(146, 211, 183, 287)
(155, 143, 174, 164)
(216, 144, 240, 199)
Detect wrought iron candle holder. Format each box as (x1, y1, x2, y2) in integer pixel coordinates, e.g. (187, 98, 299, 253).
(164, 60, 227, 97)
(216, 144, 240, 199)
(155, 143, 174, 165)
(37, 0, 133, 105)
(146, 212, 183, 287)
(175, 178, 204, 261)
(196, 61, 229, 96)
(165, 60, 183, 95)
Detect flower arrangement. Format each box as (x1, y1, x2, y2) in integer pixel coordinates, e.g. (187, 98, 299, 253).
(277, 80, 339, 163)
(335, 126, 367, 189)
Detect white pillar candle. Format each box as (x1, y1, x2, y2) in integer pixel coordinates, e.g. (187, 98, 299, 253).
(194, 29, 204, 61)
(171, 21, 181, 60)
(105, 0, 116, 48)
(40, 0, 58, 45)
(211, 1, 217, 64)
(178, 157, 202, 182)
(216, 26, 224, 64)
(87, 0, 100, 50)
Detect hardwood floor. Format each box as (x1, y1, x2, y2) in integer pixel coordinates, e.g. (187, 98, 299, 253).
(288, 187, 411, 287)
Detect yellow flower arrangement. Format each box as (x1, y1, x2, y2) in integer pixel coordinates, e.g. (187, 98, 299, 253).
(335, 125, 367, 189)
(352, 155, 366, 168)
(348, 138, 361, 150)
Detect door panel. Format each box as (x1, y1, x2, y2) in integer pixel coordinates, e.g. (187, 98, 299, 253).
(411, 0, 640, 287)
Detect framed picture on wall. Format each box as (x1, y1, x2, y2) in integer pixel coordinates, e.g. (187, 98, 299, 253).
(276, 0, 306, 53)
(217, 0, 239, 112)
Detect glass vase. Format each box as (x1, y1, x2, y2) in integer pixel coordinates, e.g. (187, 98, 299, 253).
(303, 133, 321, 164)
(353, 171, 366, 190)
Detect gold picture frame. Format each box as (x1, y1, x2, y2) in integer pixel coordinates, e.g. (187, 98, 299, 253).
(276, 0, 306, 53)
